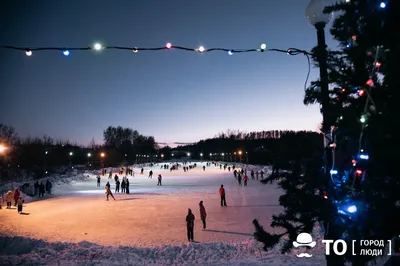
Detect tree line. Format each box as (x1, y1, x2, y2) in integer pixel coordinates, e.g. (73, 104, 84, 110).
(0, 124, 158, 181)
(172, 130, 323, 165)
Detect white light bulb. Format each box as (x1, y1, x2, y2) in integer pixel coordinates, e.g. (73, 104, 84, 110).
(94, 43, 102, 50)
(228, 50, 233, 55)
(26, 50, 32, 56)
(63, 50, 70, 56)
(198, 46, 205, 52)
(260, 43, 267, 50)
(166, 42, 172, 49)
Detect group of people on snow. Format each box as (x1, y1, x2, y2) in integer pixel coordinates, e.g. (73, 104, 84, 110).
(0, 187, 24, 213)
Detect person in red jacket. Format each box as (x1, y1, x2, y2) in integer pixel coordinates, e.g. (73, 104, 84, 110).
(199, 201, 207, 230)
(243, 174, 248, 186)
(13, 187, 20, 206)
(186, 208, 195, 242)
(219, 185, 227, 206)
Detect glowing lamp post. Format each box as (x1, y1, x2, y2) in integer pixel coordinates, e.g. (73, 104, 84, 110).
(200, 153, 203, 161)
(69, 152, 73, 167)
(100, 152, 105, 168)
(306, 0, 333, 173)
(238, 151, 242, 162)
(44, 150, 48, 173)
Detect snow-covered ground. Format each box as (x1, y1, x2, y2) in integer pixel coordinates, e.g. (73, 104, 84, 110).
(0, 162, 344, 265)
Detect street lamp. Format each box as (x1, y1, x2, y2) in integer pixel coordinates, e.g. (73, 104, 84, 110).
(69, 152, 73, 166)
(100, 152, 105, 168)
(306, 0, 333, 172)
(0, 144, 7, 154)
(187, 153, 191, 157)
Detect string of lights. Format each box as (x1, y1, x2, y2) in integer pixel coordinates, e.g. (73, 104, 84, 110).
(0, 43, 313, 90)
(0, 43, 312, 56)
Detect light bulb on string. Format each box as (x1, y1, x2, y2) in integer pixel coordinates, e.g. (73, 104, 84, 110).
(133, 48, 138, 53)
(25, 49, 32, 56)
(198, 46, 205, 53)
(360, 115, 367, 123)
(166, 42, 172, 49)
(380, 2, 386, 8)
(358, 89, 365, 96)
(93, 43, 102, 51)
(228, 50, 233, 55)
(260, 43, 266, 52)
(63, 50, 70, 56)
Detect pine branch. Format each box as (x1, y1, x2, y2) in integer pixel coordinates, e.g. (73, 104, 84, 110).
(252, 219, 284, 251)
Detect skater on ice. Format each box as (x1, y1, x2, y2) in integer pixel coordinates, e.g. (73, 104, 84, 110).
(13, 187, 20, 206)
(39, 182, 45, 197)
(219, 185, 227, 206)
(46, 180, 52, 194)
(186, 208, 195, 242)
(121, 179, 126, 193)
(105, 184, 115, 201)
(157, 174, 162, 186)
(199, 201, 207, 230)
(5, 190, 13, 208)
(126, 179, 130, 194)
(17, 196, 24, 213)
(115, 179, 120, 193)
(96, 175, 101, 187)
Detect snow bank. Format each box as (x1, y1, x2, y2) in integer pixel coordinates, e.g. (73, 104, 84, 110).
(0, 235, 327, 266)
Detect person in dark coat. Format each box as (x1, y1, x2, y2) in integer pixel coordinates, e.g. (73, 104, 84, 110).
(115, 179, 120, 193)
(148, 170, 153, 178)
(105, 185, 115, 201)
(121, 180, 126, 193)
(157, 174, 162, 186)
(39, 183, 45, 197)
(126, 179, 130, 194)
(199, 201, 207, 230)
(186, 208, 195, 242)
(105, 181, 110, 190)
(97, 175, 101, 187)
(34, 181, 39, 196)
(45, 180, 52, 194)
(219, 185, 227, 206)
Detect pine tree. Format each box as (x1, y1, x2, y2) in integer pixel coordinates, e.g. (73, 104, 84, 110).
(253, 1, 400, 265)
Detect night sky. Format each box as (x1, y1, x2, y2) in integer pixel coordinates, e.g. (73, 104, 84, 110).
(0, 0, 336, 146)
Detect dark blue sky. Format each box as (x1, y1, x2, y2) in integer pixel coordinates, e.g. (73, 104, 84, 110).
(0, 0, 336, 146)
